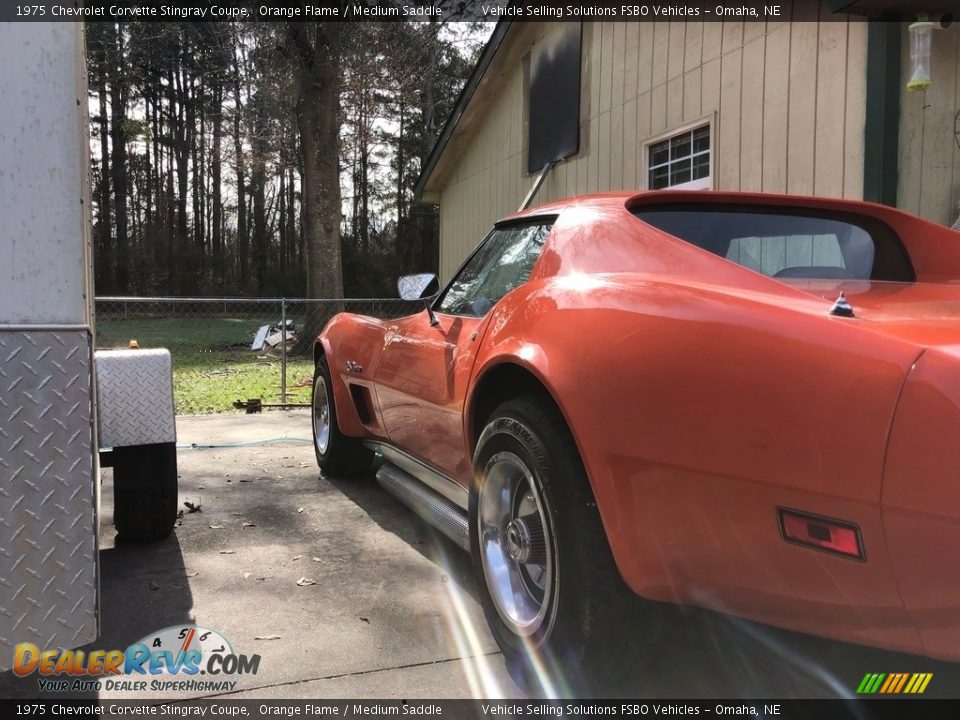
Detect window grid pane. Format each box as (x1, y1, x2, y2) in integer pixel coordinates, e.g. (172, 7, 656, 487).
(670, 159, 692, 185)
(649, 141, 669, 168)
(693, 126, 710, 153)
(692, 154, 710, 180)
(649, 165, 670, 189)
(648, 125, 710, 190)
(670, 134, 691, 160)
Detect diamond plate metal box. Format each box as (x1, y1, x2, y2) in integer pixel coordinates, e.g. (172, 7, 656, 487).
(0, 329, 98, 670)
(95, 348, 176, 449)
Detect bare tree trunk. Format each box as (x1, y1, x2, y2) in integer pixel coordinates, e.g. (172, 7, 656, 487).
(395, 99, 405, 225)
(151, 85, 164, 273)
(232, 36, 248, 290)
(95, 30, 112, 293)
(143, 87, 153, 237)
(173, 66, 190, 293)
(166, 68, 178, 289)
(212, 83, 223, 267)
(251, 88, 268, 292)
(291, 22, 344, 301)
(288, 167, 297, 267)
(359, 87, 369, 256)
(279, 169, 287, 276)
(424, 19, 437, 139)
(108, 22, 129, 294)
(191, 75, 205, 280)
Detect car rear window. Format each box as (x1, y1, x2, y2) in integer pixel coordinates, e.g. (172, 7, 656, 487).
(631, 204, 915, 282)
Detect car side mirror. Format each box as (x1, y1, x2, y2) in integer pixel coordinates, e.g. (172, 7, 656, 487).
(398, 273, 441, 327)
(397, 273, 439, 301)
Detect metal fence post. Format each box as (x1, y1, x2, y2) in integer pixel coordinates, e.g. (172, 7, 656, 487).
(280, 298, 287, 404)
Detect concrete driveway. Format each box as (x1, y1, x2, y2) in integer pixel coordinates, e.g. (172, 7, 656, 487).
(100, 410, 522, 699)
(3, 410, 959, 700)
(2, 410, 521, 700)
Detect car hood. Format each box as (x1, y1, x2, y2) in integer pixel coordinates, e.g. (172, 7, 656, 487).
(784, 279, 960, 347)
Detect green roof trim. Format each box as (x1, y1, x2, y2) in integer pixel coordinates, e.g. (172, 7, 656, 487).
(827, 0, 859, 10)
(863, 19, 901, 207)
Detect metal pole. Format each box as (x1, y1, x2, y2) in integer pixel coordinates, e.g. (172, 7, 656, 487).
(519, 160, 557, 211)
(280, 298, 287, 404)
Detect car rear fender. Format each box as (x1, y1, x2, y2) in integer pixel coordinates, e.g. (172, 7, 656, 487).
(468, 281, 629, 548)
(882, 345, 960, 660)
(475, 275, 920, 618)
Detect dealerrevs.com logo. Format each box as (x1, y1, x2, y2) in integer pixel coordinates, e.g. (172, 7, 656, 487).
(13, 625, 260, 693)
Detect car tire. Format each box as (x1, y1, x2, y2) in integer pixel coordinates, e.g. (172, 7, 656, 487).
(312, 354, 373, 477)
(113, 443, 178, 543)
(470, 394, 649, 696)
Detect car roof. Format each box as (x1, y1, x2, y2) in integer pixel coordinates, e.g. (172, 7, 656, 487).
(503, 191, 634, 222)
(503, 189, 908, 224)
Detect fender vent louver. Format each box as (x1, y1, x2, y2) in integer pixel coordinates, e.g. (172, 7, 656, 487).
(348, 384, 373, 424)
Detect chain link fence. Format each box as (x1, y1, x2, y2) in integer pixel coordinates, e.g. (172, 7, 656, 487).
(94, 297, 420, 415)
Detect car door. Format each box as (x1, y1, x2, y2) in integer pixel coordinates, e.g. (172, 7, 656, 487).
(374, 221, 552, 485)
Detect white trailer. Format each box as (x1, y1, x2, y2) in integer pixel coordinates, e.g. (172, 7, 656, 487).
(0, 22, 178, 671)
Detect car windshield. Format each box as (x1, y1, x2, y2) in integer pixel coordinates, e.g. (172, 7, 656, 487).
(632, 205, 915, 282)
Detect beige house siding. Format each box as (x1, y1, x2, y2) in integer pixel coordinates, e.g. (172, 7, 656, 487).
(898, 23, 960, 226)
(434, 11, 869, 282)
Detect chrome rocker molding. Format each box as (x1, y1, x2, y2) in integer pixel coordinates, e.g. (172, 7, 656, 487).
(364, 440, 469, 510)
(376, 463, 469, 551)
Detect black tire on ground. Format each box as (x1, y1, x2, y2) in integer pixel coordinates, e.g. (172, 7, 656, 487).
(312, 354, 374, 477)
(469, 394, 651, 697)
(113, 442, 178, 543)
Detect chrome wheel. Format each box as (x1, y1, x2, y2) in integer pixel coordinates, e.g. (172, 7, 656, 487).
(312, 374, 331, 456)
(477, 451, 555, 637)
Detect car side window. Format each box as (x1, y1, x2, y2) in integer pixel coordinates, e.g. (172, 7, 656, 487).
(436, 222, 552, 317)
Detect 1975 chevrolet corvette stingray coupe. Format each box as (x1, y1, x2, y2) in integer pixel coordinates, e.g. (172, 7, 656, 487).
(312, 190, 960, 684)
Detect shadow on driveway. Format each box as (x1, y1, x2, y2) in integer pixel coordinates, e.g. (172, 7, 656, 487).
(327, 463, 960, 699)
(0, 532, 195, 700)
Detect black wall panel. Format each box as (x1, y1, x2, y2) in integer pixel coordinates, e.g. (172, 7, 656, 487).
(527, 24, 582, 174)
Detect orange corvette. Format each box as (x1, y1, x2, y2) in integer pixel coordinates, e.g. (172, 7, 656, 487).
(312, 191, 960, 685)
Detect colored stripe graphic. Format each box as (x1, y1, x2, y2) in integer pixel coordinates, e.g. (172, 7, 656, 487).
(892, 673, 909, 693)
(879, 674, 895, 693)
(857, 672, 932, 694)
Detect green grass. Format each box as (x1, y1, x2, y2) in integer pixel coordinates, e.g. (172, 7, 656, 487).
(97, 317, 314, 415)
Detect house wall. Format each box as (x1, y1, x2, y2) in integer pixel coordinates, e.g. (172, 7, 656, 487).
(435, 9, 869, 281)
(898, 23, 960, 226)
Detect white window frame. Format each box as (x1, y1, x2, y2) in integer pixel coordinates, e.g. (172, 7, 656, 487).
(642, 116, 715, 191)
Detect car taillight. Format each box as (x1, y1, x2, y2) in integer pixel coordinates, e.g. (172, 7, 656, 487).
(778, 508, 865, 561)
